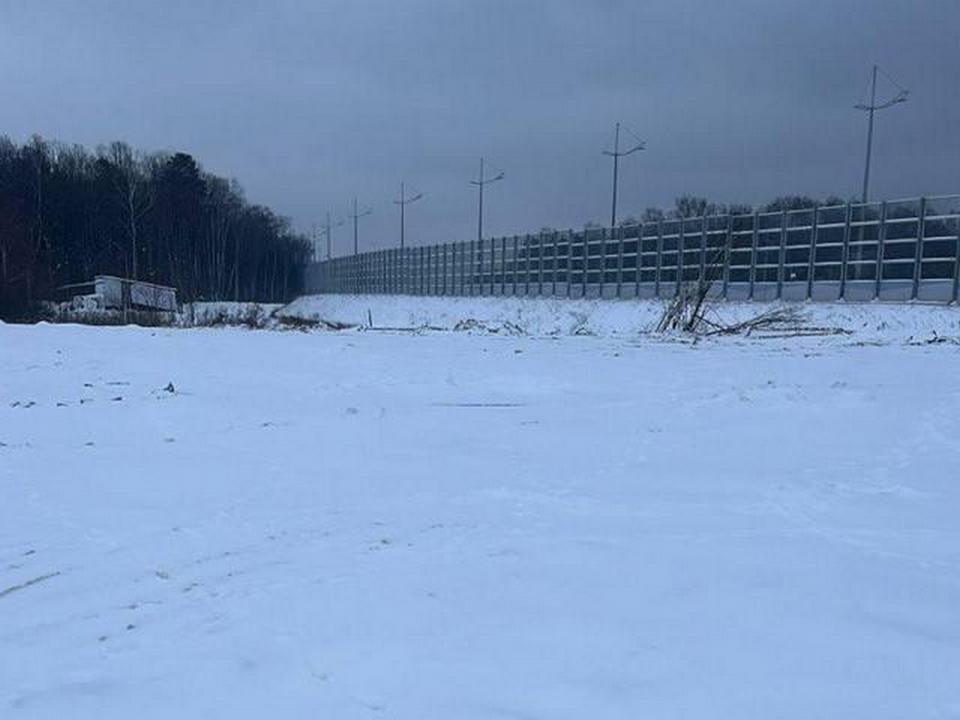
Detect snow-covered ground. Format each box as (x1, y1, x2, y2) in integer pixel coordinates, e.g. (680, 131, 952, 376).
(2, 297, 959, 719)
(281, 293, 960, 343)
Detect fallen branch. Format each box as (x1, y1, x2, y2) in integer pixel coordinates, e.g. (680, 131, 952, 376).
(0, 571, 61, 599)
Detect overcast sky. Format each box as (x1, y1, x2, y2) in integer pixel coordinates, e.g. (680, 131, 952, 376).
(2, 0, 958, 255)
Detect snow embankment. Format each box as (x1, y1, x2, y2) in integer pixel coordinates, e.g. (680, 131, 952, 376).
(279, 294, 960, 343)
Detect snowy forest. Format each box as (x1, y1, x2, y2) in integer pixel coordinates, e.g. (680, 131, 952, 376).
(0, 135, 311, 318)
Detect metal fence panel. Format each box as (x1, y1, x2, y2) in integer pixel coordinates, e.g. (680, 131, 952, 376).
(306, 194, 960, 304)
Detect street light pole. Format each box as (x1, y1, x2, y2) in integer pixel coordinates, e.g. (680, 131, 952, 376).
(602, 122, 644, 228)
(348, 197, 372, 255)
(393, 181, 424, 250)
(469, 157, 504, 242)
(855, 64, 908, 203)
(861, 65, 878, 204)
(318, 211, 343, 260)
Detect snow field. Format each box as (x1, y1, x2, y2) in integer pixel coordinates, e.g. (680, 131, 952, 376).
(1, 300, 959, 718)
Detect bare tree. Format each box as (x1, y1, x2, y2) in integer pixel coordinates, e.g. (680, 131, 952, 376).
(102, 142, 152, 280)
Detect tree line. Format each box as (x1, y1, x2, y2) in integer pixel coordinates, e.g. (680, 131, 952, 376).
(625, 193, 850, 225)
(0, 135, 311, 318)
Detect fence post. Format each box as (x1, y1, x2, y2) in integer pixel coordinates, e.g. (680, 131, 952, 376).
(777, 209, 787, 300)
(486, 239, 492, 295)
(616, 225, 625, 298)
(513, 235, 519, 296)
(470, 240, 477, 296)
(807, 206, 819, 301)
(912, 196, 927, 300)
(748, 211, 759, 300)
(540, 230, 556, 297)
(537, 233, 545, 296)
(875, 201, 887, 301)
(476, 239, 481, 296)
(488, 238, 494, 295)
(581, 231, 589, 297)
(636, 224, 644, 298)
(699, 216, 708, 288)
(839, 202, 852, 300)
(676, 220, 685, 298)
(486, 238, 492, 296)
(497, 236, 504, 295)
(654, 220, 663, 298)
(453, 242, 459, 296)
(599, 228, 607, 297)
(526, 234, 533, 296)
(722, 214, 732, 299)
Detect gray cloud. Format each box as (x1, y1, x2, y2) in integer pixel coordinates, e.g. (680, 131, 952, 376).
(2, 0, 957, 255)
